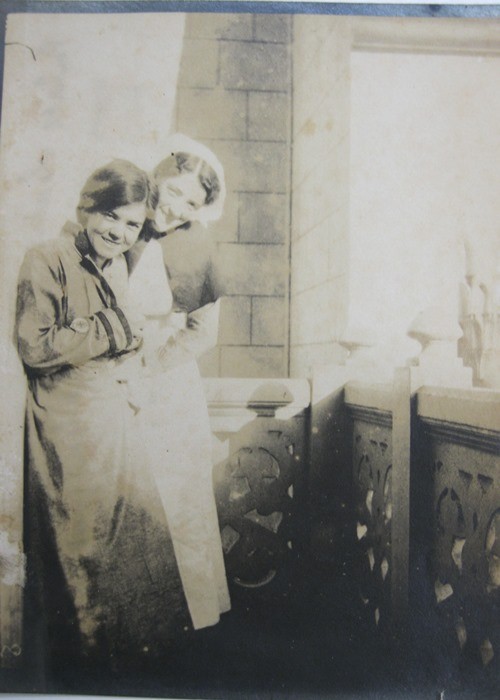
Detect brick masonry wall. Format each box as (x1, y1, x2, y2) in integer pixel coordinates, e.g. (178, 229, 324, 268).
(174, 13, 292, 378)
(290, 17, 351, 377)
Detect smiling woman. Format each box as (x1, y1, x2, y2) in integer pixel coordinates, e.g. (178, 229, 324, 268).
(84, 204, 147, 267)
(156, 170, 207, 231)
(151, 140, 224, 233)
(14, 160, 184, 672)
(76, 159, 155, 268)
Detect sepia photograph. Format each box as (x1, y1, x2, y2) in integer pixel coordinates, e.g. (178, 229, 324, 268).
(0, 1, 499, 698)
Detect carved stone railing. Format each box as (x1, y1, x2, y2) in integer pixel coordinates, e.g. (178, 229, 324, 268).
(313, 310, 499, 690)
(417, 387, 500, 681)
(344, 382, 394, 639)
(331, 375, 498, 693)
(205, 378, 310, 590)
(330, 380, 499, 690)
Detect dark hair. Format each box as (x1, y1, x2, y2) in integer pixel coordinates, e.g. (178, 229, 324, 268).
(153, 152, 221, 207)
(76, 159, 158, 225)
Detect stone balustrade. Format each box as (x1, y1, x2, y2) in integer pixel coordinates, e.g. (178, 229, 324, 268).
(206, 378, 310, 590)
(309, 312, 499, 688)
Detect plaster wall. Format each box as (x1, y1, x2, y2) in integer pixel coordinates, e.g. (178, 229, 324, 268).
(290, 17, 351, 376)
(0, 11, 185, 541)
(290, 16, 500, 375)
(349, 49, 500, 365)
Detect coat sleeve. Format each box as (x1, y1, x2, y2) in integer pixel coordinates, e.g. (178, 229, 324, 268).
(16, 247, 137, 374)
(199, 240, 227, 306)
(156, 300, 220, 371)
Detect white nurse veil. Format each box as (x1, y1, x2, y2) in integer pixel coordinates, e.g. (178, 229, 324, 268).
(162, 133, 226, 226)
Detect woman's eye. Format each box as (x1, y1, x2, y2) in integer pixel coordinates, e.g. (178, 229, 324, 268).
(104, 211, 117, 220)
(126, 221, 142, 231)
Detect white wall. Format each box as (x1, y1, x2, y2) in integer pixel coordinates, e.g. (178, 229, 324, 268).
(349, 50, 500, 364)
(0, 12, 185, 539)
(291, 17, 500, 375)
(290, 17, 351, 376)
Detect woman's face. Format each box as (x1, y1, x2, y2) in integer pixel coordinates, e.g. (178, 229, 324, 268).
(85, 201, 147, 267)
(156, 172, 207, 233)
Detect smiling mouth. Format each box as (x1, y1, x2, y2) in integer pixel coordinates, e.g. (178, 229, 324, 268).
(101, 236, 121, 246)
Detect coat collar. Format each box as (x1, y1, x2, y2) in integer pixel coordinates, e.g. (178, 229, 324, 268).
(61, 220, 112, 270)
(60, 221, 118, 307)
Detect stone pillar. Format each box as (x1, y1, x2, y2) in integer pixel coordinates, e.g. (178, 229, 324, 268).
(175, 14, 292, 378)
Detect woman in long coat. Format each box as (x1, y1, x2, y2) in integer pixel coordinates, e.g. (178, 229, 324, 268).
(126, 135, 231, 632)
(16, 160, 180, 671)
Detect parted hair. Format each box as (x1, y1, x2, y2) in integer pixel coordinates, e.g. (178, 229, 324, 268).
(153, 152, 221, 207)
(76, 159, 158, 226)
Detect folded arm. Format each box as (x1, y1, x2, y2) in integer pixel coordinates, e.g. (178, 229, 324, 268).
(16, 248, 137, 374)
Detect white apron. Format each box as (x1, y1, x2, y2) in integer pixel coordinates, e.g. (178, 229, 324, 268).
(128, 240, 230, 630)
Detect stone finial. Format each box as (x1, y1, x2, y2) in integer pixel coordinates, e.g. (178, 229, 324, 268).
(247, 382, 295, 417)
(407, 307, 473, 388)
(339, 326, 392, 383)
(408, 306, 463, 347)
(339, 325, 378, 362)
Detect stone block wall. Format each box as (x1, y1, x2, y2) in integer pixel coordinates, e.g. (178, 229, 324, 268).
(175, 13, 292, 378)
(290, 17, 352, 377)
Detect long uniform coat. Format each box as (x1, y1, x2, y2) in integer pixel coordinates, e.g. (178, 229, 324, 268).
(126, 223, 231, 631)
(16, 223, 183, 669)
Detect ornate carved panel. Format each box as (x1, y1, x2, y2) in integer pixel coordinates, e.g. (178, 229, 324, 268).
(214, 414, 306, 589)
(351, 414, 393, 635)
(426, 435, 499, 678)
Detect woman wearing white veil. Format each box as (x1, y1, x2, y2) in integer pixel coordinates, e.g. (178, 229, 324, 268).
(126, 134, 231, 632)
